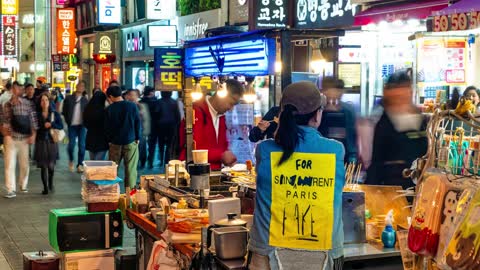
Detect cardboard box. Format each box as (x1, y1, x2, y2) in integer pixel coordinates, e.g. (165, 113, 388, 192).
(63, 249, 114, 270)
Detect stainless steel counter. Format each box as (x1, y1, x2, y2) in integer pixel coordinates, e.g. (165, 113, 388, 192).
(344, 242, 401, 262)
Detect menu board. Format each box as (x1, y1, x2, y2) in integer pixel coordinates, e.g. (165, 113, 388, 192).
(417, 37, 467, 85)
(225, 104, 255, 164)
(338, 63, 361, 89)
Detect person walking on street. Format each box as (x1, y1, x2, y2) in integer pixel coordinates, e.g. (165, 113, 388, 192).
(34, 93, 63, 194)
(125, 89, 150, 169)
(62, 80, 88, 172)
(83, 90, 109, 160)
(157, 91, 181, 165)
(24, 83, 35, 102)
(141, 86, 159, 169)
(104, 86, 141, 191)
(2, 81, 38, 198)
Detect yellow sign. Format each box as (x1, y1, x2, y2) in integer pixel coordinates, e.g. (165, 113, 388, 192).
(269, 152, 336, 250)
(1, 0, 18, 15)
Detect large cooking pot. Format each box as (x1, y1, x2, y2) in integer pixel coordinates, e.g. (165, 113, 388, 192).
(207, 213, 249, 260)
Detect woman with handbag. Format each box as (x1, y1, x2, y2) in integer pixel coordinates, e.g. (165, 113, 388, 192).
(34, 93, 64, 194)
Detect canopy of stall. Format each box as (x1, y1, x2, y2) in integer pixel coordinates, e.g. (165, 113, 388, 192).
(434, 0, 480, 16)
(353, 0, 450, 26)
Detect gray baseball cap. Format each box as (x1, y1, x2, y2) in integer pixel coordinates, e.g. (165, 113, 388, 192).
(281, 81, 326, 115)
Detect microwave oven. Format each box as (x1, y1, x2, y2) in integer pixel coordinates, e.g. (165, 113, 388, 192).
(49, 207, 123, 252)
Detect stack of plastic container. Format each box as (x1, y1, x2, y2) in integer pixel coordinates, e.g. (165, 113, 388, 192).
(81, 161, 121, 212)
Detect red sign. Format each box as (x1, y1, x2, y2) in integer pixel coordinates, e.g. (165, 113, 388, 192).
(2, 15, 17, 58)
(56, 8, 76, 54)
(102, 66, 112, 92)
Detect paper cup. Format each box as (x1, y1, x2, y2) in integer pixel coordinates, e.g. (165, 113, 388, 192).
(192, 150, 208, 164)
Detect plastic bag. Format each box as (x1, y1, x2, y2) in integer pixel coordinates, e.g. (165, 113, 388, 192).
(408, 173, 447, 257)
(147, 240, 179, 270)
(445, 188, 480, 269)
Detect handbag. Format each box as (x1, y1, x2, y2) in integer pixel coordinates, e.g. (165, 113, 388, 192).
(11, 114, 32, 135)
(49, 113, 65, 143)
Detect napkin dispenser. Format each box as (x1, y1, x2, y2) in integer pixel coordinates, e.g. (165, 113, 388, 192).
(342, 191, 366, 244)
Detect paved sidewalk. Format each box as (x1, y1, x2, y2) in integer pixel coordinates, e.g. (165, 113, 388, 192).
(0, 144, 161, 270)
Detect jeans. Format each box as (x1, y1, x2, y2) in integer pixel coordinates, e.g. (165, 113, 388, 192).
(109, 141, 139, 189)
(89, 151, 107, 160)
(158, 124, 177, 165)
(67, 125, 86, 167)
(4, 137, 30, 193)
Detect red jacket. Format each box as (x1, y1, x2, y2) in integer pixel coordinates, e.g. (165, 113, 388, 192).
(179, 99, 228, 170)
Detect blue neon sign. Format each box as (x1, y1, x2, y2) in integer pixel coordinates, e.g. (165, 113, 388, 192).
(184, 37, 276, 77)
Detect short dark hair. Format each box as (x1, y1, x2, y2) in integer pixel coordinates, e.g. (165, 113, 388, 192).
(25, 83, 34, 89)
(143, 86, 155, 96)
(161, 91, 172, 98)
(385, 71, 412, 90)
(78, 80, 87, 86)
(12, 81, 23, 87)
(321, 77, 344, 91)
(225, 79, 244, 96)
(109, 80, 119, 86)
(106, 86, 122, 98)
(126, 89, 140, 96)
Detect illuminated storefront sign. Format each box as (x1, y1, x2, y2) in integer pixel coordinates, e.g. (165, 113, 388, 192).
(146, 0, 176, 20)
(94, 32, 116, 54)
(56, 8, 76, 54)
(254, 0, 289, 29)
(154, 48, 183, 91)
(2, 15, 18, 57)
(184, 36, 276, 77)
(98, 0, 121, 25)
(295, 0, 359, 28)
(1, 0, 18, 15)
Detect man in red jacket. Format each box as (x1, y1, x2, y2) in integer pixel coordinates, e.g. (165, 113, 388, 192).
(180, 79, 244, 170)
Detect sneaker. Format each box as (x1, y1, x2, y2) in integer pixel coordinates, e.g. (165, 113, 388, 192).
(4, 192, 16, 198)
(77, 165, 84, 173)
(20, 189, 28, 193)
(69, 162, 74, 172)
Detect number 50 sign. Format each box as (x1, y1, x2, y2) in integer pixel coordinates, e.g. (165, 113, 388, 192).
(434, 12, 480, 32)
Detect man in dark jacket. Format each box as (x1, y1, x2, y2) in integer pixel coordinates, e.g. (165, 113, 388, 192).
(318, 77, 358, 163)
(62, 80, 88, 172)
(366, 71, 428, 191)
(105, 86, 141, 189)
(156, 91, 181, 166)
(140, 86, 160, 169)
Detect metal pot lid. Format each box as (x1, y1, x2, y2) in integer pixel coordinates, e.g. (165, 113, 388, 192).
(215, 213, 247, 227)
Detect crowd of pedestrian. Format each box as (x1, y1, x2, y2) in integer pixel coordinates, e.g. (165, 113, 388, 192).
(0, 79, 181, 198)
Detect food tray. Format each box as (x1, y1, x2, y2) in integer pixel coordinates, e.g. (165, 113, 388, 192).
(83, 161, 118, 180)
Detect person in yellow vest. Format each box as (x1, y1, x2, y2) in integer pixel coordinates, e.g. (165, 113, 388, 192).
(247, 81, 346, 270)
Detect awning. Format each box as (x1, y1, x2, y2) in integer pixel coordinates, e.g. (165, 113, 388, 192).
(354, 0, 450, 26)
(434, 0, 480, 16)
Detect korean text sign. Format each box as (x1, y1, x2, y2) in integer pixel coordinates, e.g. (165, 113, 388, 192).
(56, 8, 76, 54)
(295, 0, 358, 29)
(269, 152, 335, 250)
(2, 16, 17, 57)
(255, 0, 289, 29)
(1, 0, 18, 15)
(154, 48, 183, 91)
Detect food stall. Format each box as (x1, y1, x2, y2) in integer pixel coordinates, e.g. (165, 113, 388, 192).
(125, 30, 409, 270)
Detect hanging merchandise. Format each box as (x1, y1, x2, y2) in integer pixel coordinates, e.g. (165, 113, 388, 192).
(405, 107, 480, 269)
(445, 189, 480, 269)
